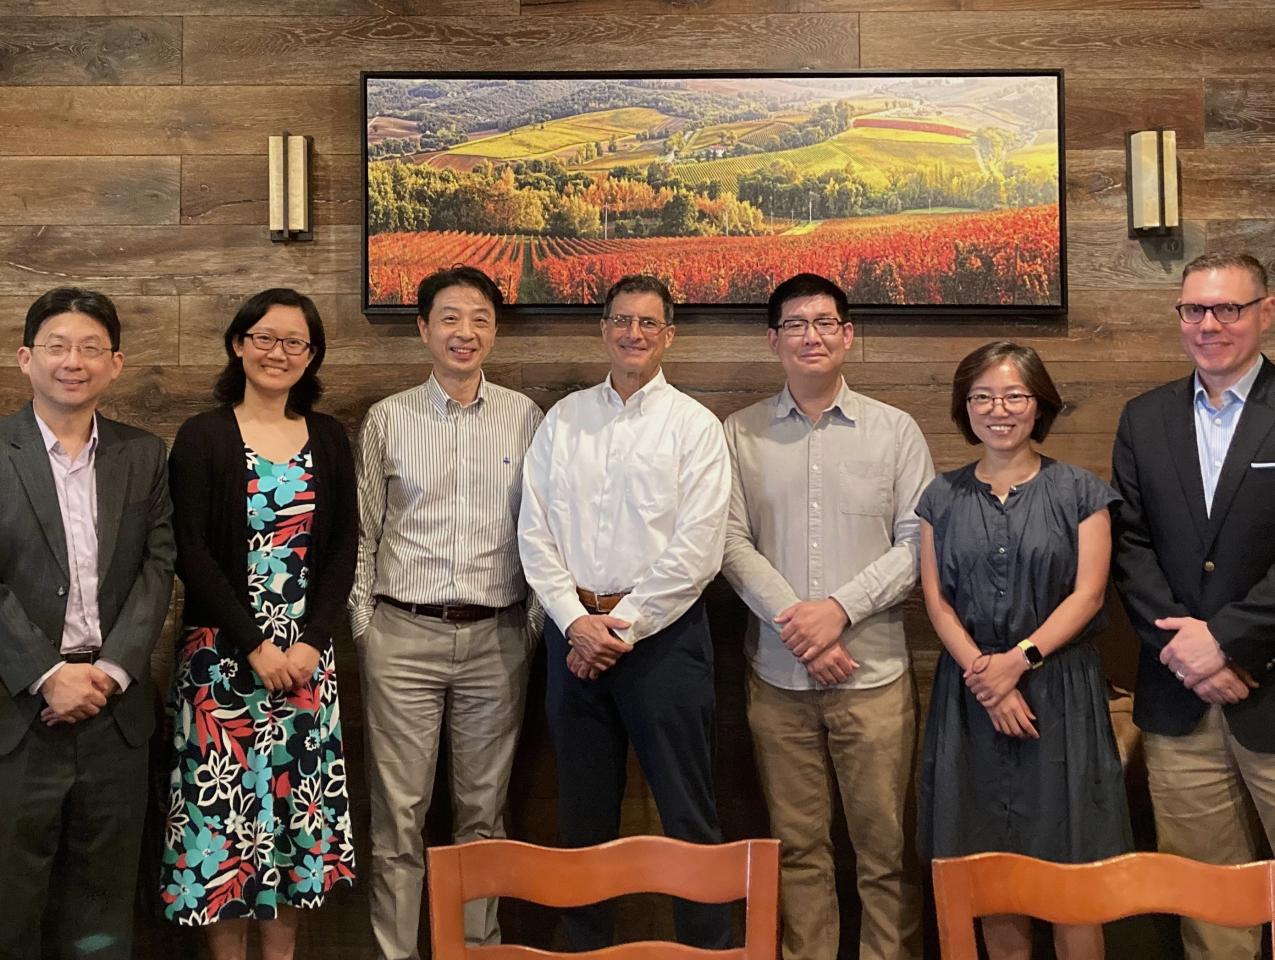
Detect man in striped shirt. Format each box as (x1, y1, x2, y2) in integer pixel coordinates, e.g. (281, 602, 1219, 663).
(349, 266, 543, 960)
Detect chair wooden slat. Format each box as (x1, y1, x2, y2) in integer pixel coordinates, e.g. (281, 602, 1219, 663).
(427, 837, 780, 960)
(933, 852, 1275, 960)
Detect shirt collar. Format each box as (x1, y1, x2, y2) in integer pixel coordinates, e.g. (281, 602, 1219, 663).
(603, 368, 667, 412)
(425, 371, 487, 415)
(1193, 355, 1263, 410)
(775, 378, 858, 424)
(33, 409, 98, 458)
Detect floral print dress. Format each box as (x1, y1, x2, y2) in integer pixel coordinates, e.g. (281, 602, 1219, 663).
(160, 445, 355, 924)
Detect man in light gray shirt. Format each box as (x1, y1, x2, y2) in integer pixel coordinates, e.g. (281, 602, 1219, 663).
(349, 266, 543, 960)
(722, 273, 932, 960)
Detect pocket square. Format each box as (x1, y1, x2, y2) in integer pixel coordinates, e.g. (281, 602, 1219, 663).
(1251, 462, 1275, 469)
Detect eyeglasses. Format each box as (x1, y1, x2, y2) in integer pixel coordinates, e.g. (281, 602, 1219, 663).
(32, 342, 112, 360)
(967, 392, 1035, 413)
(244, 332, 312, 356)
(1175, 298, 1266, 324)
(605, 314, 668, 334)
(777, 317, 846, 337)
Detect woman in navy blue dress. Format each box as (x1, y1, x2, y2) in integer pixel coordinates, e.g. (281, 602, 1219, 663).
(917, 342, 1131, 960)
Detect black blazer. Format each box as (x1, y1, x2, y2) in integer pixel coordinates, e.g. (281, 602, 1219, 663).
(1112, 356, 1275, 751)
(0, 405, 175, 755)
(168, 406, 357, 656)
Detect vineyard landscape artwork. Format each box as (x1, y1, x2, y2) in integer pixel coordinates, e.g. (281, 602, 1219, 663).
(363, 72, 1064, 314)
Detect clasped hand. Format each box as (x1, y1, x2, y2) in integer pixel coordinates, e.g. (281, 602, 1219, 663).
(964, 651, 1037, 740)
(565, 614, 633, 680)
(39, 663, 119, 726)
(1155, 616, 1257, 703)
(250, 640, 320, 694)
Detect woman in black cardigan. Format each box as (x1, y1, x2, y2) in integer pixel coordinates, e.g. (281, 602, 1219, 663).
(159, 289, 357, 960)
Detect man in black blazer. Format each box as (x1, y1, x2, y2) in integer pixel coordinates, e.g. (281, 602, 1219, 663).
(0, 288, 174, 960)
(1113, 252, 1275, 960)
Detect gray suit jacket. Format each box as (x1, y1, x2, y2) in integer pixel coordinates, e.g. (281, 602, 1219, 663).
(0, 404, 175, 755)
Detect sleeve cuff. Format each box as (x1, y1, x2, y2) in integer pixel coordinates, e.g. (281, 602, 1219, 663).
(96, 658, 132, 694)
(349, 604, 374, 641)
(608, 596, 642, 644)
(831, 585, 870, 628)
(30, 662, 64, 697)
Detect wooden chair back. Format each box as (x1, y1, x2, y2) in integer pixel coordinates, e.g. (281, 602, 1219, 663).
(427, 836, 780, 960)
(933, 852, 1275, 959)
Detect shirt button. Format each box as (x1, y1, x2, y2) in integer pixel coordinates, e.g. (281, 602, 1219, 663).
(998, 590, 1005, 597)
(997, 546, 1006, 554)
(56, 585, 67, 597)
(811, 502, 819, 510)
(1214, 419, 1222, 426)
(1203, 560, 1216, 572)
(811, 464, 819, 472)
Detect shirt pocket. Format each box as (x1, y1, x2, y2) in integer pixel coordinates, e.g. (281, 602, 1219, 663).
(626, 453, 677, 516)
(839, 459, 891, 516)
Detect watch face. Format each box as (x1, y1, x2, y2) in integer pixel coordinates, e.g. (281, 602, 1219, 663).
(1021, 642, 1044, 667)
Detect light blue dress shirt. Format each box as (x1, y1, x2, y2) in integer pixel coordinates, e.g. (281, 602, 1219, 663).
(1194, 356, 1264, 515)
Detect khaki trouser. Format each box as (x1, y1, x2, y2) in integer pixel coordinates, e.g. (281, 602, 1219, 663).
(1144, 705, 1275, 960)
(358, 601, 532, 960)
(747, 668, 922, 960)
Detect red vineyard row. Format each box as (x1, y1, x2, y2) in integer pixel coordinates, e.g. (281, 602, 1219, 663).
(367, 205, 1060, 306)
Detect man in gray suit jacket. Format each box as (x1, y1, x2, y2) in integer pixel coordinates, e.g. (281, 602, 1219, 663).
(0, 288, 174, 960)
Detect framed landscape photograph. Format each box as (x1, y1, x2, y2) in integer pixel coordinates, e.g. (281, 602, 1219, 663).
(363, 70, 1065, 319)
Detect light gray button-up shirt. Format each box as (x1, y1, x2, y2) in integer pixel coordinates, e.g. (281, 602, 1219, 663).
(722, 380, 934, 690)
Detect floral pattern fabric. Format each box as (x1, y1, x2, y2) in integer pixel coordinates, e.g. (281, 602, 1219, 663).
(160, 445, 355, 924)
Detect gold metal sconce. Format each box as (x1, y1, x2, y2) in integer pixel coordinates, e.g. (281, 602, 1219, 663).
(1126, 129, 1179, 238)
(268, 134, 313, 242)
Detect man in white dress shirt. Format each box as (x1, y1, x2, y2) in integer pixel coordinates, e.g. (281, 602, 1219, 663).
(518, 274, 732, 950)
(722, 273, 931, 960)
(349, 266, 543, 960)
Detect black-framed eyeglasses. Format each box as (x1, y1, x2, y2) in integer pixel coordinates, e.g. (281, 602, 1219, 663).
(967, 392, 1035, 414)
(244, 332, 312, 356)
(31, 341, 113, 360)
(777, 317, 847, 337)
(1175, 298, 1266, 324)
(605, 314, 668, 333)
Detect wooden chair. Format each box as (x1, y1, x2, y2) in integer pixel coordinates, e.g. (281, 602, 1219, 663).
(932, 852, 1275, 959)
(427, 836, 780, 960)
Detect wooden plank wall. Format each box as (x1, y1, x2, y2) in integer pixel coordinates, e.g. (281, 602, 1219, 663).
(1, 1, 1272, 956)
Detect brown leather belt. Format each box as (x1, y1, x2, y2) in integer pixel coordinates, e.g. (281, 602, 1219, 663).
(577, 588, 630, 615)
(376, 595, 500, 623)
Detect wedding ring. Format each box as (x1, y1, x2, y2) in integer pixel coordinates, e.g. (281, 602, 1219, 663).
(1175, 670, 1185, 680)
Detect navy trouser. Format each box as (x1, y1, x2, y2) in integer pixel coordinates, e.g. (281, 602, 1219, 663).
(545, 599, 731, 951)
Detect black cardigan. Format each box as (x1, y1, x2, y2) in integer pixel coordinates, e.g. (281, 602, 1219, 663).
(168, 405, 357, 655)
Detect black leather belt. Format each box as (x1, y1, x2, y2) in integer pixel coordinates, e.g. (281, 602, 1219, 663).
(376, 595, 500, 623)
(62, 649, 100, 664)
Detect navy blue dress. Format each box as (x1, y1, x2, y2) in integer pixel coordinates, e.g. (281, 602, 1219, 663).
(916, 458, 1132, 862)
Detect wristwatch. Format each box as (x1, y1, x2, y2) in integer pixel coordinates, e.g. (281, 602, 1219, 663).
(1017, 639, 1044, 670)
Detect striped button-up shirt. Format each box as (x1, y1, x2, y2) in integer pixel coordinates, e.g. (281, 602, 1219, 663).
(348, 373, 543, 639)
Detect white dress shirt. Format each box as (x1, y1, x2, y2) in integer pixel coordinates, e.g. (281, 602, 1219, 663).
(518, 370, 730, 644)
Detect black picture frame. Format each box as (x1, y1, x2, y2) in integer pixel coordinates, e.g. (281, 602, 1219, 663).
(362, 69, 1066, 322)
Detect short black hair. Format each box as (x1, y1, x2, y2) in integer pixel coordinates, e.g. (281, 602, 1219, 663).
(213, 288, 326, 415)
(1182, 252, 1269, 291)
(23, 288, 122, 352)
(766, 274, 850, 329)
(602, 274, 675, 325)
(950, 340, 1064, 445)
(416, 266, 504, 321)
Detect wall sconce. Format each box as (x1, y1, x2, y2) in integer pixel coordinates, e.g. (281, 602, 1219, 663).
(1126, 129, 1179, 238)
(268, 134, 312, 242)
